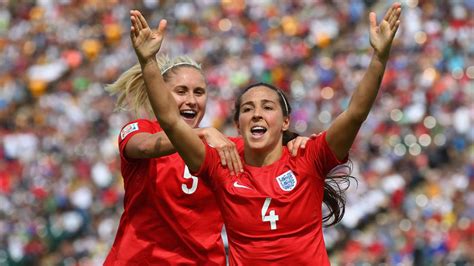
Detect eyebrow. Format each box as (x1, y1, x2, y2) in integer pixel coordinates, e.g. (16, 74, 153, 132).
(174, 85, 206, 91)
(241, 99, 276, 107)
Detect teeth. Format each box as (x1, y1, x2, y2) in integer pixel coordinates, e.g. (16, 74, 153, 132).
(181, 110, 196, 115)
(251, 126, 267, 133)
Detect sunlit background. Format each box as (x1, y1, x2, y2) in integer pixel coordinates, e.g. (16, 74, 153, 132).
(0, 0, 472, 265)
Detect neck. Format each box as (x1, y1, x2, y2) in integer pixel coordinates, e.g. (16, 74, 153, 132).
(244, 141, 283, 167)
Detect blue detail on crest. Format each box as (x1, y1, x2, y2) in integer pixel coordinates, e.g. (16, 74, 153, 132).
(276, 170, 297, 191)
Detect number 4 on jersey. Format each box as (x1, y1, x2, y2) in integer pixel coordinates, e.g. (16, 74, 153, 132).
(261, 197, 279, 230)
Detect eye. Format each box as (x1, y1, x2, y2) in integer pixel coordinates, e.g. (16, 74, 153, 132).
(175, 88, 187, 95)
(241, 106, 252, 113)
(264, 105, 273, 110)
(194, 88, 205, 96)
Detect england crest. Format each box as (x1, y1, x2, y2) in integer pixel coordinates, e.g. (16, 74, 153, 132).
(276, 170, 297, 191)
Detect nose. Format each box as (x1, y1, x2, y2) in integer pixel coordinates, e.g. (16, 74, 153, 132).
(251, 107, 262, 121)
(184, 93, 197, 106)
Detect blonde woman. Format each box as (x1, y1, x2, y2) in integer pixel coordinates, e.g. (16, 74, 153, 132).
(104, 55, 312, 264)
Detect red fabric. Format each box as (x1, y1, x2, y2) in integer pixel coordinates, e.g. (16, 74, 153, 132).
(104, 119, 233, 265)
(193, 131, 347, 265)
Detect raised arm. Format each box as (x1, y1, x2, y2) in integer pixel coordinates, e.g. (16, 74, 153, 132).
(326, 3, 402, 160)
(129, 10, 205, 172)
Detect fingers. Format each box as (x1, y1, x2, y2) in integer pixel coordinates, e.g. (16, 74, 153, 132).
(217, 149, 227, 168)
(229, 146, 243, 174)
(130, 10, 142, 31)
(369, 12, 377, 32)
(157, 19, 167, 35)
(286, 140, 294, 156)
(291, 138, 302, 156)
(130, 13, 139, 37)
(223, 148, 235, 174)
(216, 142, 242, 175)
(388, 7, 401, 29)
(392, 20, 400, 37)
(130, 25, 137, 42)
(382, 4, 395, 23)
(288, 137, 313, 157)
(137, 11, 150, 30)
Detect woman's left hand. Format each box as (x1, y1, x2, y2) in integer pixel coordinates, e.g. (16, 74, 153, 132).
(287, 134, 317, 156)
(369, 3, 402, 60)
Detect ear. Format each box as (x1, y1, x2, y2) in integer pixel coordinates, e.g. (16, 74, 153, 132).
(282, 116, 290, 131)
(235, 121, 241, 135)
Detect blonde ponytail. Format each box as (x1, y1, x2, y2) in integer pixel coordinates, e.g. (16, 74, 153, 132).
(106, 55, 203, 116)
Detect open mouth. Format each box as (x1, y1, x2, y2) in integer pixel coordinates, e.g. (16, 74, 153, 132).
(250, 126, 267, 137)
(180, 110, 197, 120)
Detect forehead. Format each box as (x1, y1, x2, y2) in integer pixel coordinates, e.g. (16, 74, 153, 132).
(167, 66, 206, 87)
(240, 86, 279, 105)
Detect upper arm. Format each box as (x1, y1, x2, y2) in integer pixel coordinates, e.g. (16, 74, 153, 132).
(326, 111, 362, 161)
(124, 131, 175, 159)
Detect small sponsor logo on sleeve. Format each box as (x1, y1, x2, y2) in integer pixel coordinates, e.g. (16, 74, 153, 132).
(120, 122, 139, 140)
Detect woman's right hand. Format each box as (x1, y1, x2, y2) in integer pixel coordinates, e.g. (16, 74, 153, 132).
(197, 128, 243, 175)
(130, 10, 167, 66)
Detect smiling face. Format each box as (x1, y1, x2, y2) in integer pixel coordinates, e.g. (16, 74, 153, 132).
(165, 66, 207, 128)
(236, 85, 290, 153)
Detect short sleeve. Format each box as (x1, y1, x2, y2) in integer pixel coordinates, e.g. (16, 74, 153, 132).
(118, 119, 159, 162)
(191, 142, 221, 188)
(302, 131, 348, 176)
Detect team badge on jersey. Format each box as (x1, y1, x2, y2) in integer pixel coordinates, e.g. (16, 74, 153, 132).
(120, 122, 139, 140)
(276, 170, 297, 191)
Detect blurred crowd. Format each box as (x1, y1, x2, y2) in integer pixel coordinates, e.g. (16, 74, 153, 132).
(0, 0, 472, 265)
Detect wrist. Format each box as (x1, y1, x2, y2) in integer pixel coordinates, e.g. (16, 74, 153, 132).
(372, 53, 389, 68)
(194, 128, 207, 138)
(373, 51, 390, 64)
(139, 56, 158, 69)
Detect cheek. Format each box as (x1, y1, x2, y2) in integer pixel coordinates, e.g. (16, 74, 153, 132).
(237, 115, 249, 130)
(197, 97, 207, 111)
(171, 93, 185, 106)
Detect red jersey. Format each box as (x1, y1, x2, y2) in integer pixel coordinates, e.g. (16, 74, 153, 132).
(193, 131, 347, 265)
(104, 119, 240, 265)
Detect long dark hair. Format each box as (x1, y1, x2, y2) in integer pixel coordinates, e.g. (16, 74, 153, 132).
(322, 161, 356, 227)
(233, 82, 355, 227)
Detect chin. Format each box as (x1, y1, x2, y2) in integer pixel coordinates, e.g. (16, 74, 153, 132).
(246, 139, 268, 151)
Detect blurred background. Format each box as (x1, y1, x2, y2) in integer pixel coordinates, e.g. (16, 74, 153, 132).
(0, 0, 472, 265)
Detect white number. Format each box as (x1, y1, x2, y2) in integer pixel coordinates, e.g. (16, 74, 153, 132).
(181, 166, 198, 194)
(261, 197, 279, 230)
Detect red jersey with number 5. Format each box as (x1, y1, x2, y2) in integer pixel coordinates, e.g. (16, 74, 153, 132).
(193, 131, 347, 265)
(104, 119, 240, 265)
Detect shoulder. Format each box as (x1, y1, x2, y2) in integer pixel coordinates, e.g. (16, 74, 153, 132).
(119, 119, 161, 139)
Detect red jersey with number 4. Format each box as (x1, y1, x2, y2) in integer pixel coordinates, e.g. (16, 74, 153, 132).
(193, 131, 347, 265)
(104, 119, 239, 265)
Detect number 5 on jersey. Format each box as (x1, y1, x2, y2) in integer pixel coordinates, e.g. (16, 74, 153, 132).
(261, 198, 279, 230)
(182, 166, 198, 194)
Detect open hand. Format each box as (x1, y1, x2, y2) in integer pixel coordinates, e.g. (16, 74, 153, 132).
(287, 134, 318, 156)
(369, 3, 401, 60)
(198, 128, 243, 175)
(130, 10, 167, 65)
